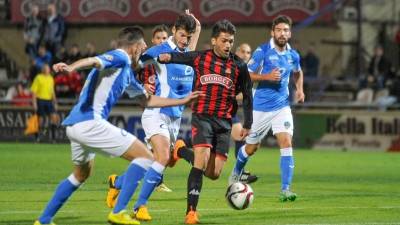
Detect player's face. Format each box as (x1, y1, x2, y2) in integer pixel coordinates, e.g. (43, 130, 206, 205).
(271, 23, 291, 48)
(212, 32, 234, 59)
(151, 31, 168, 45)
(236, 44, 251, 63)
(130, 38, 147, 64)
(172, 27, 192, 50)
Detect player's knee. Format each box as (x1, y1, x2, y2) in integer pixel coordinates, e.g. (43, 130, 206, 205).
(155, 151, 170, 166)
(246, 144, 258, 156)
(278, 139, 292, 149)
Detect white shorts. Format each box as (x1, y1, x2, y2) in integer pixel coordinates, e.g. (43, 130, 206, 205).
(246, 106, 293, 144)
(141, 110, 181, 149)
(66, 119, 137, 165)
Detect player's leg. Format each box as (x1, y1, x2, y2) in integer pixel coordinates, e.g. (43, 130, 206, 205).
(271, 106, 296, 202)
(170, 138, 194, 166)
(229, 110, 271, 184)
(48, 102, 59, 142)
(185, 114, 213, 224)
(35, 138, 94, 225)
(132, 134, 170, 221)
(186, 146, 209, 224)
(231, 120, 258, 184)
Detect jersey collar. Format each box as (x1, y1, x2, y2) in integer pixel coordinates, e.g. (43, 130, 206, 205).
(116, 48, 132, 65)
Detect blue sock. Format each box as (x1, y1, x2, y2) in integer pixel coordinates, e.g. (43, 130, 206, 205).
(133, 162, 164, 210)
(280, 147, 294, 190)
(234, 141, 245, 158)
(113, 158, 152, 213)
(39, 174, 81, 224)
(234, 146, 248, 175)
(115, 173, 124, 190)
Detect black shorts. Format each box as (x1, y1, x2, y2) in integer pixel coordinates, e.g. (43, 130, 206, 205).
(191, 114, 232, 160)
(37, 99, 55, 116)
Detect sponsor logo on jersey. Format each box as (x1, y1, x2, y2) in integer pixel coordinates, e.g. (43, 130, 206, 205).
(200, 74, 233, 89)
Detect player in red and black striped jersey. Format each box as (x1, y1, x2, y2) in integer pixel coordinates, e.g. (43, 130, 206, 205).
(158, 19, 252, 224)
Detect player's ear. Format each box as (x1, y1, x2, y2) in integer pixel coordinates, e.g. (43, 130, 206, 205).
(211, 37, 216, 46)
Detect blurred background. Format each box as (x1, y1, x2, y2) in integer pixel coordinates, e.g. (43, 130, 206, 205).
(0, 0, 399, 152)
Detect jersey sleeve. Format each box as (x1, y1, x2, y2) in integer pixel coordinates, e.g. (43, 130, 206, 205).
(166, 51, 200, 67)
(292, 50, 302, 72)
(247, 47, 264, 73)
(95, 50, 128, 70)
(238, 63, 253, 129)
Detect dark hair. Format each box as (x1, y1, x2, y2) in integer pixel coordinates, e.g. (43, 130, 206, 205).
(211, 19, 236, 38)
(272, 15, 292, 30)
(174, 14, 196, 34)
(152, 24, 169, 38)
(117, 26, 144, 47)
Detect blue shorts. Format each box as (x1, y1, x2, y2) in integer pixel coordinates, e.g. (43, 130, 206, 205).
(37, 99, 55, 116)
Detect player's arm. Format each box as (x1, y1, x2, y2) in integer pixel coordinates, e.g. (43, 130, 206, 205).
(238, 63, 253, 138)
(142, 91, 203, 108)
(249, 69, 281, 82)
(53, 57, 101, 73)
(186, 9, 201, 51)
(158, 51, 199, 67)
(293, 70, 305, 103)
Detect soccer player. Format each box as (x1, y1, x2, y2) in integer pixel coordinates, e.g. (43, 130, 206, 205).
(229, 15, 305, 202)
(106, 11, 201, 221)
(31, 64, 59, 142)
(33, 26, 201, 225)
(158, 19, 253, 224)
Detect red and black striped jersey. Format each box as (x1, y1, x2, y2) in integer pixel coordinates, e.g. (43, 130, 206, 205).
(166, 49, 253, 129)
(137, 64, 156, 86)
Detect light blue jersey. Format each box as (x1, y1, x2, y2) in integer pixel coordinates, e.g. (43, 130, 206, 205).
(62, 49, 145, 126)
(140, 37, 194, 118)
(248, 39, 301, 112)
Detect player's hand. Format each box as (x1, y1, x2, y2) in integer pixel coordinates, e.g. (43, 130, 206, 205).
(239, 128, 250, 140)
(184, 91, 205, 103)
(53, 63, 72, 73)
(143, 83, 155, 94)
(266, 68, 281, 82)
(185, 9, 201, 30)
(158, 53, 171, 63)
(294, 90, 305, 103)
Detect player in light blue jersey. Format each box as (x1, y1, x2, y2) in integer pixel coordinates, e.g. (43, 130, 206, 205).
(33, 26, 201, 225)
(229, 15, 305, 202)
(105, 10, 201, 221)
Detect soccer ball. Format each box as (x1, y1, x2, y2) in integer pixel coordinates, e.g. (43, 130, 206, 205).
(225, 182, 254, 210)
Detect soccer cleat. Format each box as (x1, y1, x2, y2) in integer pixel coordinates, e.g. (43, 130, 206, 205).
(168, 139, 185, 167)
(106, 174, 120, 208)
(228, 169, 241, 185)
(239, 171, 258, 184)
(279, 190, 297, 202)
(133, 206, 152, 221)
(155, 182, 172, 192)
(108, 210, 140, 225)
(185, 210, 200, 224)
(33, 220, 56, 225)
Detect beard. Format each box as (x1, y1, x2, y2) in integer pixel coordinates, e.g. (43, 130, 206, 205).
(274, 37, 287, 48)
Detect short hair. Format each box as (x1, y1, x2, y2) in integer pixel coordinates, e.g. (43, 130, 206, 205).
(272, 15, 293, 30)
(152, 24, 169, 38)
(211, 19, 236, 38)
(117, 26, 145, 48)
(174, 14, 196, 34)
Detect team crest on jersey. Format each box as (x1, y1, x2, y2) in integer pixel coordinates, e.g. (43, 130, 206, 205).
(284, 121, 291, 129)
(200, 74, 233, 89)
(148, 75, 156, 84)
(103, 54, 114, 61)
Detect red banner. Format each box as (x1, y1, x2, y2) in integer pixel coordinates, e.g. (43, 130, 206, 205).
(11, 0, 334, 24)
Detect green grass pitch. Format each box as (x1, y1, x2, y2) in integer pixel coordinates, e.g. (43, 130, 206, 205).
(0, 143, 399, 225)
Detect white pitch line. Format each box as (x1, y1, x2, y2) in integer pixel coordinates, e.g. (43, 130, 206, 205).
(1, 205, 400, 215)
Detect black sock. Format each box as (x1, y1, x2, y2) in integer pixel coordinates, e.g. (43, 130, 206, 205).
(187, 167, 203, 213)
(50, 124, 57, 140)
(234, 141, 245, 158)
(178, 146, 194, 165)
